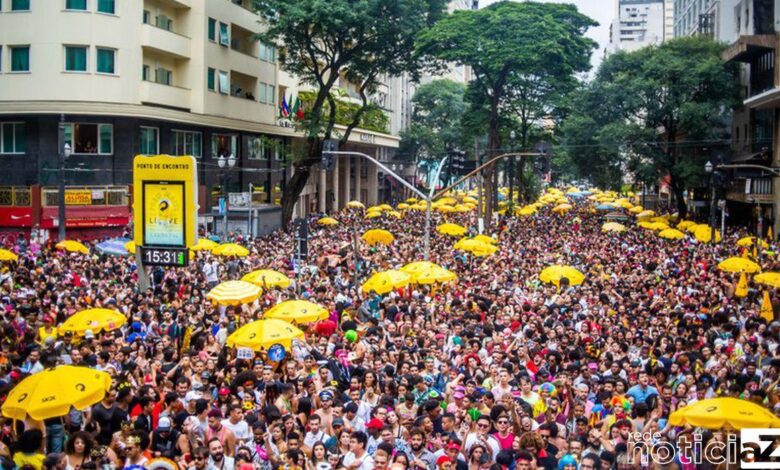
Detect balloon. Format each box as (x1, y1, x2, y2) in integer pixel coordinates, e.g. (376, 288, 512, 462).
(345, 330, 358, 343)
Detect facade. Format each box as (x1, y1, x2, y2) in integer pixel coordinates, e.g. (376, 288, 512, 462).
(609, 0, 667, 52)
(0, 0, 398, 237)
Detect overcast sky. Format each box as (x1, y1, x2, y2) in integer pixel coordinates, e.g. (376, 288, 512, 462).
(480, 0, 614, 72)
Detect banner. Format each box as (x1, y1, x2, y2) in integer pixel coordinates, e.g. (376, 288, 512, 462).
(64, 190, 92, 206)
(143, 182, 185, 246)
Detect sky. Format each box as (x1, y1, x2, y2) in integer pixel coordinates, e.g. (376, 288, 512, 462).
(480, 0, 614, 71)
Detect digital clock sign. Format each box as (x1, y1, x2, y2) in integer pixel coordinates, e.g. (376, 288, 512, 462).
(140, 247, 189, 267)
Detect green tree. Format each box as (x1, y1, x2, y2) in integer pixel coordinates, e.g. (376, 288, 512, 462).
(255, 0, 447, 228)
(561, 36, 739, 216)
(416, 1, 597, 220)
(398, 79, 466, 164)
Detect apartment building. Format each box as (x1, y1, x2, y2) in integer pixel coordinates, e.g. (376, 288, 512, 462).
(0, 0, 400, 236)
(609, 0, 667, 52)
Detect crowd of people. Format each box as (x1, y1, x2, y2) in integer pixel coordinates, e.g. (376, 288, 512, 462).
(0, 196, 778, 470)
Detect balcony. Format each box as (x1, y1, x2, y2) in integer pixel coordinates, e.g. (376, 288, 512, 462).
(726, 177, 774, 203)
(141, 23, 191, 59)
(722, 34, 776, 63)
(140, 80, 191, 110)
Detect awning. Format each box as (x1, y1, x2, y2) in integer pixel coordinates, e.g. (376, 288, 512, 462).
(722, 35, 776, 63)
(744, 86, 780, 109)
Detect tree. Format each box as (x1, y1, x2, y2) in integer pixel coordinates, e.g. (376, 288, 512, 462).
(417, 1, 597, 220)
(255, 0, 447, 228)
(398, 79, 466, 164)
(561, 36, 739, 216)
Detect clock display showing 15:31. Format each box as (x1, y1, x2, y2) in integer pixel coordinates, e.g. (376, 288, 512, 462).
(139, 247, 189, 267)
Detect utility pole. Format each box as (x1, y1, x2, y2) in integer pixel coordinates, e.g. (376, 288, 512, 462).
(475, 138, 482, 223)
(57, 114, 70, 241)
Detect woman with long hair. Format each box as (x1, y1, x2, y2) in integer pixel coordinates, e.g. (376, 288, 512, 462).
(64, 431, 94, 470)
(306, 442, 329, 470)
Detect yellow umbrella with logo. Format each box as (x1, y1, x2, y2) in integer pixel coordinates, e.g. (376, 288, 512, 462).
(601, 222, 627, 233)
(2, 366, 112, 420)
(454, 239, 498, 257)
(361, 270, 412, 294)
(717, 257, 761, 274)
(0, 249, 18, 262)
(212, 243, 250, 257)
(755, 272, 780, 288)
(242, 270, 291, 289)
(263, 300, 329, 324)
(59, 308, 126, 336)
(362, 229, 395, 246)
(669, 397, 780, 430)
(658, 228, 685, 240)
(317, 217, 339, 226)
(226, 319, 304, 350)
(436, 223, 467, 237)
(206, 280, 262, 306)
(539, 265, 585, 286)
(56, 240, 89, 254)
(400, 261, 457, 284)
(190, 238, 218, 251)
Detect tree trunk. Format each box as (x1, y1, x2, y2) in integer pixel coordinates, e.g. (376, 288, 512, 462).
(671, 175, 687, 219)
(280, 165, 312, 232)
(484, 95, 502, 225)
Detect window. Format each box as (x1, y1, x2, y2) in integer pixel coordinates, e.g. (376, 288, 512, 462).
(274, 141, 283, 160)
(11, 0, 30, 11)
(219, 22, 229, 46)
(211, 134, 237, 158)
(143, 9, 150, 24)
(268, 85, 275, 105)
(155, 67, 172, 85)
(97, 0, 114, 14)
(173, 130, 202, 157)
(247, 136, 267, 160)
(268, 46, 275, 63)
(10, 46, 29, 72)
(139, 127, 159, 155)
(208, 18, 216, 41)
(142, 65, 150, 81)
(207, 67, 215, 91)
(96, 48, 115, 74)
(63, 123, 113, 154)
(218, 70, 228, 94)
(156, 14, 172, 31)
(0, 123, 26, 154)
(258, 83, 267, 103)
(65, 0, 87, 10)
(65, 46, 88, 72)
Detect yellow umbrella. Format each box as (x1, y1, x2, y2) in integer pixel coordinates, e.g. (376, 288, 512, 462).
(124, 240, 136, 253)
(56, 240, 89, 254)
(242, 270, 291, 289)
(686, 223, 703, 234)
(206, 280, 262, 306)
(517, 206, 537, 216)
(552, 204, 572, 214)
(406, 197, 418, 204)
(212, 243, 250, 257)
(454, 239, 498, 257)
(365, 211, 382, 219)
(737, 236, 768, 248)
(347, 200, 365, 209)
(0, 249, 18, 262)
(264, 300, 329, 324)
(59, 308, 126, 336)
(539, 265, 585, 286)
(436, 205, 455, 213)
(735, 272, 748, 298)
(437, 197, 457, 205)
(190, 238, 218, 251)
(436, 223, 468, 237)
(669, 397, 780, 430)
(677, 220, 696, 230)
(658, 228, 685, 240)
(361, 270, 412, 294)
(387, 210, 403, 219)
(462, 196, 478, 204)
(378, 204, 393, 211)
(601, 222, 627, 233)
(762, 290, 774, 322)
(755, 272, 780, 288)
(367, 205, 383, 213)
(2, 366, 112, 420)
(694, 225, 721, 243)
(226, 319, 304, 350)
(362, 229, 395, 246)
(717, 257, 761, 274)
(629, 206, 644, 214)
(397, 203, 410, 210)
(636, 210, 655, 218)
(317, 217, 339, 226)
(400, 261, 457, 284)
(473, 234, 497, 245)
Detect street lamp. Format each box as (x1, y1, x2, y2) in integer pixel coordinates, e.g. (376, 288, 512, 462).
(57, 115, 72, 242)
(705, 161, 716, 244)
(218, 153, 236, 238)
(509, 130, 516, 210)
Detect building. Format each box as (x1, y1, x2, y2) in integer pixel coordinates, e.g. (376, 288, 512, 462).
(0, 0, 398, 237)
(664, 0, 676, 39)
(609, 0, 667, 52)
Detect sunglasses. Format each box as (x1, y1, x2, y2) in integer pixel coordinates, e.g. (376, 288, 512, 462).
(194, 457, 205, 461)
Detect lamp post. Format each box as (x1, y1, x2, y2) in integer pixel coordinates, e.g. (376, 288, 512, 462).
(57, 113, 72, 241)
(218, 153, 236, 238)
(705, 160, 716, 244)
(508, 130, 516, 210)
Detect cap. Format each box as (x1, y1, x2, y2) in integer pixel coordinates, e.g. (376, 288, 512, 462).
(436, 455, 452, 466)
(332, 418, 344, 427)
(157, 417, 172, 431)
(319, 390, 334, 401)
(366, 418, 384, 430)
(84, 330, 95, 339)
(453, 391, 465, 400)
(218, 387, 231, 396)
(446, 442, 461, 451)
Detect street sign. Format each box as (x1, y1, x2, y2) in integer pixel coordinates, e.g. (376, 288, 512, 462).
(321, 139, 338, 171)
(229, 192, 251, 209)
(218, 197, 226, 215)
(294, 218, 308, 262)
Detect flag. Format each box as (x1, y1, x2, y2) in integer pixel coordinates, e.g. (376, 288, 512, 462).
(769, 227, 774, 241)
(296, 97, 305, 120)
(280, 95, 290, 118)
(753, 245, 758, 260)
(761, 290, 774, 322)
(735, 272, 748, 298)
(291, 96, 299, 119)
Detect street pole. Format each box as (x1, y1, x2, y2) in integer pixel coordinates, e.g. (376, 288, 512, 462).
(57, 114, 67, 241)
(222, 170, 229, 238)
(248, 183, 253, 238)
(424, 157, 449, 261)
(720, 200, 725, 240)
(475, 138, 482, 223)
(509, 131, 516, 211)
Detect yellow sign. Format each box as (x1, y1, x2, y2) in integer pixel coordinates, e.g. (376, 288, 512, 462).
(64, 190, 92, 206)
(133, 155, 197, 248)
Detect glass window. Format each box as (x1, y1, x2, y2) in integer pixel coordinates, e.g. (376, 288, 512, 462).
(65, 46, 88, 72)
(173, 130, 202, 157)
(258, 83, 267, 103)
(218, 70, 229, 94)
(139, 127, 158, 155)
(10, 46, 30, 72)
(97, 0, 114, 14)
(268, 46, 275, 63)
(219, 22, 229, 46)
(155, 68, 172, 85)
(63, 123, 113, 154)
(96, 48, 115, 74)
(247, 136, 267, 160)
(143, 10, 150, 24)
(0, 123, 26, 154)
(268, 85, 275, 105)
(66, 0, 87, 10)
(11, 0, 30, 11)
(207, 68, 215, 91)
(211, 134, 237, 158)
(208, 18, 216, 41)
(259, 43, 266, 61)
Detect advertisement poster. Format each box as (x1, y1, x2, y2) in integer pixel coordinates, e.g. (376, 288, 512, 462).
(143, 182, 185, 246)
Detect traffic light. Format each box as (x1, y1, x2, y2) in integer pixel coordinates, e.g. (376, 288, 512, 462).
(321, 139, 338, 171)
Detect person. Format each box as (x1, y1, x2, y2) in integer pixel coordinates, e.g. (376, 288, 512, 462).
(63, 431, 93, 470)
(123, 433, 148, 468)
(13, 430, 46, 470)
(188, 446, 210, 470)
(340, 431, 373, 470)
(207, 438, 234, 470)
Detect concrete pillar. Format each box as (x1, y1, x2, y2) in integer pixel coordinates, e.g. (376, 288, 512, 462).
(318, 168, 326, 213)
(355, 157, 362, 203)
(332, 156, 340, 211)
(773, 108, 780, 240)
(344, 156, 351, 203)
(368, 157, 379, 205)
